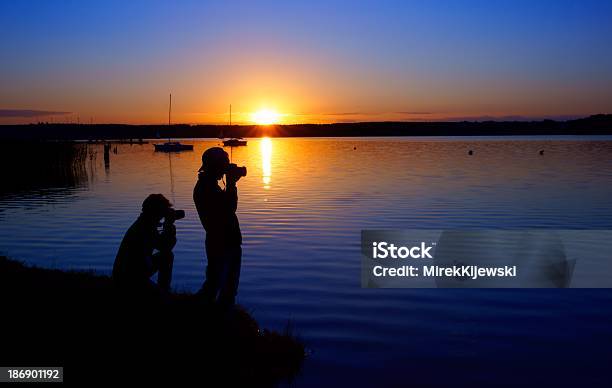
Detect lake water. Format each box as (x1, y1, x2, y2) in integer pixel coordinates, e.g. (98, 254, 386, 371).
(2, 137, 612, 386)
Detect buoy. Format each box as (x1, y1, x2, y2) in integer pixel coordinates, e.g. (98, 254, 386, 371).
(353, 146, 357, 150)
(539, 150, 544, 155)
(468, 150, 473, 155)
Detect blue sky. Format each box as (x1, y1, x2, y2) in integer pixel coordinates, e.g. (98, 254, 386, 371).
(1, 0, 611, 123)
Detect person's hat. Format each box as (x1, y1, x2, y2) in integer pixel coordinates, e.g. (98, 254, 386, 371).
(142, 194, 172, 215)
(199, 147, 228, 172)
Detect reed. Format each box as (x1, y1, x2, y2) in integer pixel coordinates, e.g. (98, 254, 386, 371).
(0, 141, 90, 195)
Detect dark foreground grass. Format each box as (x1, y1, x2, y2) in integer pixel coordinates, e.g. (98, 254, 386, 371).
(0, 256, 304, 386)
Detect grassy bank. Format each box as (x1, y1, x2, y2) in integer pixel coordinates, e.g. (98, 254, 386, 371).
(0, 256, 304, 385)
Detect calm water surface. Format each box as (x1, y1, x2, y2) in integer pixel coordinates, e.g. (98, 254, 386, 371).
(2, 137, 612, 386)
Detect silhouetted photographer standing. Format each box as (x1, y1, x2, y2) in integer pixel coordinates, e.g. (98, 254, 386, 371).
(112, 194, 181, 296)
(194, 147, 246, 307)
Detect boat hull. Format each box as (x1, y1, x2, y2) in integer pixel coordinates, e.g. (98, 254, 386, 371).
(154, 143, 194, 152)
(222, 139, 247, 147)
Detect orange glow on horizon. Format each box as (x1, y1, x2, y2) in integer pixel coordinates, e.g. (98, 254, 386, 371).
(251, 109, 281, 125)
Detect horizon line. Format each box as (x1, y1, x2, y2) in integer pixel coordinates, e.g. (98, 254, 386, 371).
(1, 113, 609, 127)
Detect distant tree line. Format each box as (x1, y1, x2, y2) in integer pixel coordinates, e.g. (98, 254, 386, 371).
(1, 114, 611, 141)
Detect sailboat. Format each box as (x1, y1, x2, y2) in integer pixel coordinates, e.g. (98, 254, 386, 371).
(154, 94, 194, 152)
(222, 104, 247, 147)
(222, 138, 247, 147)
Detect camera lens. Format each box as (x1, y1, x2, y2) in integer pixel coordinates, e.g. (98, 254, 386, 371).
(238, 166, 247, 177)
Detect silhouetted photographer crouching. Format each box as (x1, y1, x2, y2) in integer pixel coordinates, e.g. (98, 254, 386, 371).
(194, 147, 246, 306)
(112, 194, 182, 297)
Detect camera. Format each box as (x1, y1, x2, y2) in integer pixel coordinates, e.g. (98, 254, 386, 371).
(226, 163, 247, 180)
(165, 208, 185, 222)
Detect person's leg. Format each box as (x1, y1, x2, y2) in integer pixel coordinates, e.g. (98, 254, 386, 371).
(198, 254, 223, 303)
(218, 246, 242, 306)
(155, 250, 174, 292)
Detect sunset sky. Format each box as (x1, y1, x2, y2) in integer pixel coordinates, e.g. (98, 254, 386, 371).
(1, 0, 612, 124)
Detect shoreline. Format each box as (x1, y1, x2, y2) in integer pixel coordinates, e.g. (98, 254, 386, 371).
(0, 256, 305, 385)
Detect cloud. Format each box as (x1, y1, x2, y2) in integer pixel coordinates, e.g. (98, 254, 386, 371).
(0, 109, 71, 118)
(396, 111, 434, 115)
(325, 111, 438, 117)
(439, 115, 584, 122)
(320, 112, 361, 116)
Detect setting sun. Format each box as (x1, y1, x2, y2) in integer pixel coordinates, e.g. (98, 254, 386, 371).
(251, 109, 280, 125)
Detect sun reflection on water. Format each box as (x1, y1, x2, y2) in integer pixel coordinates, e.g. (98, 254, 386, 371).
(261, 137, 272, 188)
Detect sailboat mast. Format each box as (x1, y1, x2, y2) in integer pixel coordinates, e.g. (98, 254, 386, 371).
(230, 104, 232, 126)
(168, 93, 172, 142)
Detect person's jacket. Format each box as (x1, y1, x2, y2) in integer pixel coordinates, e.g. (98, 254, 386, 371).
(112, 214, 175, 285)
(193, 173, 242, 254)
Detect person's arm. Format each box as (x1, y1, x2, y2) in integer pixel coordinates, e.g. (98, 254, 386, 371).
(153, 223, 176, 252)
(224, 180, 238, 214)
